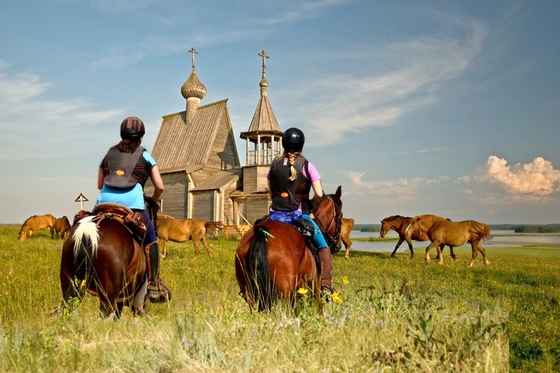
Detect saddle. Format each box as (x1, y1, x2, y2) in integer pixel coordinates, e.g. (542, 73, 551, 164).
(73, 203, 147, 245)
(254, 215, 322, 275)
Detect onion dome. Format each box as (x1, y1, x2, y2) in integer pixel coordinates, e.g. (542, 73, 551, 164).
(181, 72, 206, 100)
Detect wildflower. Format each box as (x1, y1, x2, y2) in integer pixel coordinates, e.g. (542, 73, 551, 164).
(341, 276, 349, 285)
(331, 291, 343, 304)
(297, 287, 308, 295)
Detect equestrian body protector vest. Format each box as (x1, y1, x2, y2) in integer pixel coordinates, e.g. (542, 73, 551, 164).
(102, 146, 151, 189)
(269, 156, 312, 214)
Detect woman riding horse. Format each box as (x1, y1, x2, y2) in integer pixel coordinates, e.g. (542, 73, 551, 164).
(96, 116, 169, 303)
(267, 127, 334, 299)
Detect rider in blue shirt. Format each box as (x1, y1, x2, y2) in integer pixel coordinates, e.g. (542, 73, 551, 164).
(97, 116, 170, 303)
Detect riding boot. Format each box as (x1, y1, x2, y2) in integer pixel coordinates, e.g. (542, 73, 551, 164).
(318, 249, 334, 301)
(144, 242, 171, 303)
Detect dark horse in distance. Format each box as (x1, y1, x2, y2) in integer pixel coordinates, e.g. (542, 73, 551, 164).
(235, 186, 343, 312)
(59, 198, 160, 318)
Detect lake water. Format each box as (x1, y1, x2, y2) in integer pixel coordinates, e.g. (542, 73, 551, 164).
(347, 230, 560, 254)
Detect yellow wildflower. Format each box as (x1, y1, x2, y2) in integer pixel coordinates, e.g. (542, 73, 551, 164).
(341, 276, 350, 285)
(332, 291, 343, 304)
(297, 287, 308, 295)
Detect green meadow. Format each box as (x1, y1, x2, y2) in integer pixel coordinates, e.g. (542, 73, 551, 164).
(1, 225, 559, 372)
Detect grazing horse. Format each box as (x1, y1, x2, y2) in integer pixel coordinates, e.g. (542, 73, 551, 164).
(59, 199, 159, 318)
(405, 214, 491, 267)
(235, 186, 343, 312)
(53, 216, 71, 239)
(18, 214, 56, 240)
(380, 215, 453, 259)
(157, 215, 223, 259)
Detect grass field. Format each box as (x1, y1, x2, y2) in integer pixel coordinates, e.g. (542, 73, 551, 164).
(1, 225, 559, 372)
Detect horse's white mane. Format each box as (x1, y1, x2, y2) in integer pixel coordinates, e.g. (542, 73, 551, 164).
(72, 216, 99, 257)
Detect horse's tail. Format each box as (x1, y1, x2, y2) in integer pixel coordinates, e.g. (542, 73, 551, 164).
(471, 221, 491, 240)
(71, 216, 100, 296)
(246, 225, 276, 311)
(204, 221, 223, 238)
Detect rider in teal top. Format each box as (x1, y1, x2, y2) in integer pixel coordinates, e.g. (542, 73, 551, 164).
(96, 116, 170, 303)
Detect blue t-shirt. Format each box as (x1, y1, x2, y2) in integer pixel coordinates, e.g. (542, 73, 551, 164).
(96, 150, 156, 210)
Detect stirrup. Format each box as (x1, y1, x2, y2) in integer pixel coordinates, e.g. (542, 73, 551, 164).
(321, 286, 333, 303)
(147, 280, 171, 303)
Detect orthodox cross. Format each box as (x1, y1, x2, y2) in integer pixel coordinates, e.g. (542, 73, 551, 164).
(189, 47, 198, 72)
(259, 50, 269, 79)
(75, 193, 89, 211)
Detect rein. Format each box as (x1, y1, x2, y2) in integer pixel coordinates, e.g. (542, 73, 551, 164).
(313, 195, 342, 250)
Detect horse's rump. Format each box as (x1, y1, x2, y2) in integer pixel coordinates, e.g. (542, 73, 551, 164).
(53, 216, 71, 238)
(236, 221, 316, 311)
(60, 213, 147, 317)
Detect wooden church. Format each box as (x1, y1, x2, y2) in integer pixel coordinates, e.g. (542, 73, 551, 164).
(145, 49, 284, 237)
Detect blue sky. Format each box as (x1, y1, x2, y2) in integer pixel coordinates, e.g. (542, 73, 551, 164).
(1, 0, 560, 225)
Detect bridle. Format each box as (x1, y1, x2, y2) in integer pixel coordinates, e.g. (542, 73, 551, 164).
(313, 194, 342, 251)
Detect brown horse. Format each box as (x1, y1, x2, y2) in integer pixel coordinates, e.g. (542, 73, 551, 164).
(157, 215, 223, 259)
(338, 217, 354, 259)
(235, 186, 343, 312)
(59, 199, 159, 318)
(18, 214, 56, 240)
(53, 216, 71, 239)
(380, 215, 452, 259)
(405, 214, 491, 267)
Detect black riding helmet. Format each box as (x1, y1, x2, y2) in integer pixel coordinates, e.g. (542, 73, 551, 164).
(282, 127, 305, 152)
(120, 116, 145, 140)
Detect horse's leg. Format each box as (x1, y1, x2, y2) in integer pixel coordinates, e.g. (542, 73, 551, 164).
(467, 240, 489, 267)
(424, 241, 441, 264)
(192, 240, 200, 259)
(406, 238, 414, 259)
(131, 281, 147, 316)
(449, 246, 457, 260)
(159, 239, 167, 259)
(343, 237, 352, 259)
(201, 236, 213, 258)
(478, 242, 490, 266)
(466, 241, 480, 268)
(390, 237, 405, 258)
(434, 244, 445, 261)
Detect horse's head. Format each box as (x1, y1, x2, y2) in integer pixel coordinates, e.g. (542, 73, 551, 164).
(380, 219, 389, 238)
(313, 186, 343, 252)
(405, 216, 422, 238)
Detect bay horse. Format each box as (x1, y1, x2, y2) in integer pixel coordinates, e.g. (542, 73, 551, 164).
(405, 214, 491, 267)
(18, 214, 56, 240)
(59, 198, 160, 318)
(380, 215, 453, 259)
(235, 186, 343, 312)
(157, 214, 223, 259)
(53, 216, 71, 239)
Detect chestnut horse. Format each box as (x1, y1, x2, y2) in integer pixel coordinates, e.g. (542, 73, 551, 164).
(157, 215, 223, 259)
(53, 216, 71, 239)
(59, 198, 160, 318)
(405, 214, 490, 267)
(337, 217, 354, 259)
(235, 186, 343, 312)
(380, 215, 453, 259)
(18, 214, 56, 240)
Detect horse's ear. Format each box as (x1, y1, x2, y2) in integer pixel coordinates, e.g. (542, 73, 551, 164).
(335, 185, 342, 200)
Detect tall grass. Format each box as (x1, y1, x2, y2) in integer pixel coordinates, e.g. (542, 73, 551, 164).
(0, 225, 558, 372)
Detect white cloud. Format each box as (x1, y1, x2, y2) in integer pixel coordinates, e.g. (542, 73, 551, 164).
(0, 61, 123, 160)
(478, 155, 560, 197)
